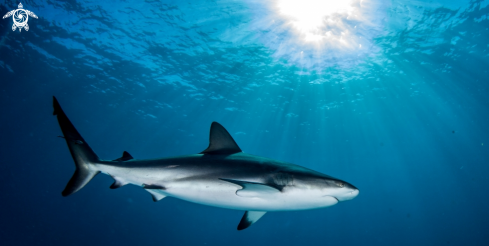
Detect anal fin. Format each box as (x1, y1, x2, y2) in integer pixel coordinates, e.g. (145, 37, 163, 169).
(109, 176, 127, 189)
(237, 211, 266, 230)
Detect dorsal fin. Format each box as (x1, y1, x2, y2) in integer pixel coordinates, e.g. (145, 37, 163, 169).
(200, 122, 242, 155)
(113, 151, 133, 161)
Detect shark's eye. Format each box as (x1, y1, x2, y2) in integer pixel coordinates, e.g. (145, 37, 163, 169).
(336, 181, 344, 188)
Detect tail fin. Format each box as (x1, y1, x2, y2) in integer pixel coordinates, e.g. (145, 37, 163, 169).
(53, 96, 100, 197)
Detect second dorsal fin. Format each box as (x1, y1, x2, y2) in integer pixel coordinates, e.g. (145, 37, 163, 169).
(200, 122, 242, 155)
(113, 151, 133, 161)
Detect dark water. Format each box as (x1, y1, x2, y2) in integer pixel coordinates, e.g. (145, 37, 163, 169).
(1, 0, 488, 245)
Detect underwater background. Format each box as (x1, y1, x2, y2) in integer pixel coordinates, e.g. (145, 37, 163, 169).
(1, 0, 488, 245)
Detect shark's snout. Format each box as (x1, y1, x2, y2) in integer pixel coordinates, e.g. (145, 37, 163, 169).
(349, 188, 359, 199)
(335, 183, 359, 202)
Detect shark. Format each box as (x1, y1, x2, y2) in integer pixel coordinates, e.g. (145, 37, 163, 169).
(53, 96, 359, 230)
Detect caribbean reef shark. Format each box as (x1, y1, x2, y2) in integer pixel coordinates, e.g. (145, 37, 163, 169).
(53, 96, 359, 230)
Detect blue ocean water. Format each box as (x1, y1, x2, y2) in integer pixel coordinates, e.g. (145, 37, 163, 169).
(1, 0, 488, 245)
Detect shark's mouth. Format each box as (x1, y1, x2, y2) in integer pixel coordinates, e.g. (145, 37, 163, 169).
(323, 196, 340, 202)
(322, 195, 339, 201)
(320, 196, 340, 206)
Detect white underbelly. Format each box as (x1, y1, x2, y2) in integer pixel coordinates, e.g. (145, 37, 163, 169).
(158, 180, 338, 211)
(99, 169, 339, 211)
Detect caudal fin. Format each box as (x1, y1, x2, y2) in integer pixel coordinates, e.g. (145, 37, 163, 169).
(53, 96, 100, 196)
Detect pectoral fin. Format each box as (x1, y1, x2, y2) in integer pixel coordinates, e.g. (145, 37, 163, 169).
(237, 211, 266, 230)
(220, 178, 281, 198)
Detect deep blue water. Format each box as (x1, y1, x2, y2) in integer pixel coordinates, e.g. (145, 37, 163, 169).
(1, 0, 489, 245)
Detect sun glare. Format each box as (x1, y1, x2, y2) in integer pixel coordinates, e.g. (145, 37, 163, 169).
(275, 0, 357, 43)
(248, 0, 383, 68)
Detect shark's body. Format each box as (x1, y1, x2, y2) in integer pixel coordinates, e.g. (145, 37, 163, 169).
(53, 97, 359, 230)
